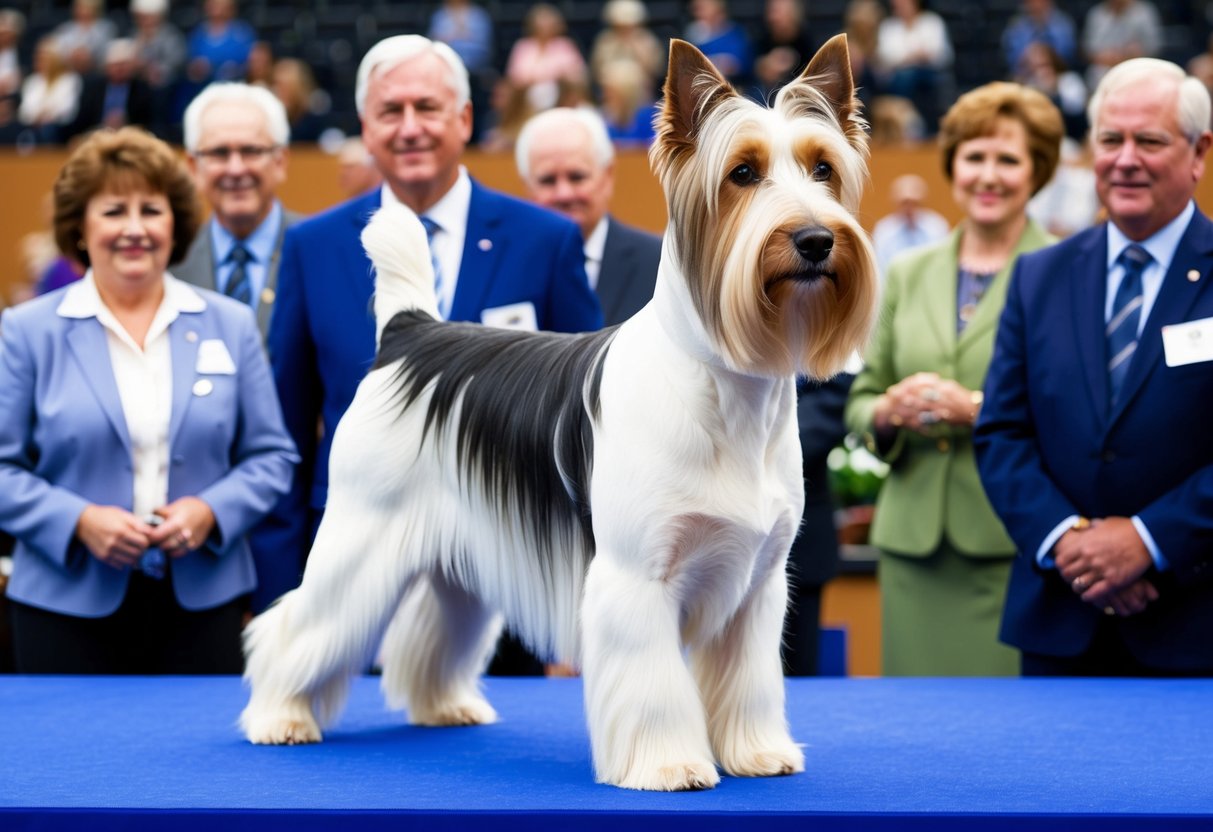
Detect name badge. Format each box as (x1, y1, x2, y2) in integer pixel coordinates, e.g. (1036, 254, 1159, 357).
(1162, 317, 1213, 367)
(481, 301, 538, 332)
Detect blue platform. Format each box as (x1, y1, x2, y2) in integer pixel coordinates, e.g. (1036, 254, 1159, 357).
(1, 675, 1211, 830)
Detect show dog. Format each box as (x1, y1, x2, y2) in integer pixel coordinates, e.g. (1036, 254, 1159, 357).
(241, 36, 878, 791)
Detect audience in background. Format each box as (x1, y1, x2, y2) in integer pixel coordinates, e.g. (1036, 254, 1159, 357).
(65, 38, 154, 142)
(976, 57, 1213, 677)
(1082, 0, 1162, 87)
(875, 0, 954, 133)
(1014, 41, 1088, 140)
(243, 40, 274, 88)
(870, 173, 950, 279)
(753, 0, 817, 101)
(428, 0, 494, 77)
(516, 106, 660, 326)
(0, 9, 23, 99)
(505, 3, 587, 112)
(1001, 0, 1078, 76)
(186, 0, 256, 87)
(1027, 136, 1099, 238)
(590, 0, 663, 88)
(18, 37, 82, 143)
(0, 126, 296, 674)
(685, 0, 753, 85)
(597, 59, 657, 147)
(843, 0, 884, 116)
(846, 82, 1063, 676)
(129, 0, 185, 137)
(52, 0, 115, 76)
(271, 58, 328, 143)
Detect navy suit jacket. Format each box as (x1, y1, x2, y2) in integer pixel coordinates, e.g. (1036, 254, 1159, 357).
(975, 209, 1213, 670)
(258, 181, 602, 610)
(789, 373, 852, 588)
(597, 217, 661, 326)
(0, 279, 297, 617)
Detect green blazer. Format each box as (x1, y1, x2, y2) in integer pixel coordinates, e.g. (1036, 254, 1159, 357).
(845, 220, 1055, 558)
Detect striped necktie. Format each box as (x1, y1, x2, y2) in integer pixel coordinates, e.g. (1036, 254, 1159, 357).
(1106, 244, 1150, 406)
(418, 216, 446, 319)
(225, 244, 252, 306)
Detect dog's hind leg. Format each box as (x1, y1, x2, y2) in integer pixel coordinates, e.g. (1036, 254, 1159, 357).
(581, 555, 720, 791)
(378, 569, 501, 727)
(690, 560, 804, 778)
(240, 501, 421, 744)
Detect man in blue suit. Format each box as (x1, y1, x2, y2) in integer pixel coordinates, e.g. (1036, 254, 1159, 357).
(261, 35, 602, 612)
(975, 57, 1213, 676)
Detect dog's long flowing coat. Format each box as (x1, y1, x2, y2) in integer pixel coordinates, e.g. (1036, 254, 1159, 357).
(242, 36, 879, 791)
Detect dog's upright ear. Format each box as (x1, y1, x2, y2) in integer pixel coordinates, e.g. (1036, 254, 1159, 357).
(782, 34, 868, 154)
(652, 40, 736, 175)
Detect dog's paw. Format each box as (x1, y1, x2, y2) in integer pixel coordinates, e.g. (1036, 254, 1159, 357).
(614, 760, 721, 792)
(719, 740, 805, 778)
(243, 714, 323, 745)
(410, 696, 498, 727)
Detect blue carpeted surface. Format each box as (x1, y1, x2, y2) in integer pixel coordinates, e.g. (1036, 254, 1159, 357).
(1, 676, 1211, 830)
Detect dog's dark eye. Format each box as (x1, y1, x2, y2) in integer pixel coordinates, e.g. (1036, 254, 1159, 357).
(812, 161, 833, 182)
(729, 164, 758, 186)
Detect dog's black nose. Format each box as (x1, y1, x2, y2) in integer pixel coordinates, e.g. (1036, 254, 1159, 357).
(794, 226, 834, 263)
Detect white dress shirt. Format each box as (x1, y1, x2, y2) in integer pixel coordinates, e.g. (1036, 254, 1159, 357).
(583, 216, 609, 291)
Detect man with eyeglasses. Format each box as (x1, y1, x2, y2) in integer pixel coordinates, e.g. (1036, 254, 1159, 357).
(263, 35, 601, 623)
(177, 82, 301, 341)
(975, 57, 1213, 676)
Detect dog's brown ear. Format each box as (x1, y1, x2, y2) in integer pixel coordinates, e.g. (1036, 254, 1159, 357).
(657, 40, 736, 153)
(785, 34, 867, 152)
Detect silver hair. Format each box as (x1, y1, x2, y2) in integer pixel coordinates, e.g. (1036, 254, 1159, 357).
(514, 107, 615, 181)
(354, 34, 469, 117)
(1087, 57, 1212, 144)
(183, 82, 291, 151)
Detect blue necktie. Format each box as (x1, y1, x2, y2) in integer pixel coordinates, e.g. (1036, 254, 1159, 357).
(225, 244, 252, 306)
(418, 216, 446, 319)
(1106, 244, 1150, 406)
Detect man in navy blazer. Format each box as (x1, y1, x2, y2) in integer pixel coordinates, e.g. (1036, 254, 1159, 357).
(975, 57, 1213, 675)
(516, 106, 661, 326)
(263, 35, 602, 608)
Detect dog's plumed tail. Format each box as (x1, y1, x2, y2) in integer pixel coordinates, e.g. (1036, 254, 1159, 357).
(362, 203, 442, 343)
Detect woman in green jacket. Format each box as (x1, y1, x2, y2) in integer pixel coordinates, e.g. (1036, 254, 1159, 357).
(846, 83, 1064, 675)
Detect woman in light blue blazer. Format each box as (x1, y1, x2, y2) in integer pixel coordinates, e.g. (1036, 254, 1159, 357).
(0, 127, 297, 673)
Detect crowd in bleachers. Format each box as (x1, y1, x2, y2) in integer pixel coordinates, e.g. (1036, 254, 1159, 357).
(0, 0, 1210, 150)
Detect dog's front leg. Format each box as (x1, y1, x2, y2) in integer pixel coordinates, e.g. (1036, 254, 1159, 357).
(690, 558, 804, 779)
(581, 555, 719, 791)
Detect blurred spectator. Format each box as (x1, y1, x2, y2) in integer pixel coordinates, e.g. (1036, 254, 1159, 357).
(590, 0, 663, 87)
(516, 106, 660, 325)
(18, 37, 83, 143)
(1015, 41, 1088, 140)
(870, 173, 950, 278)
(1027, 136, 1099, 238)
(21, 194, 84, 296)
(479, 77, 536, 152)
(186, 0, 256, 86)
(1082, 0, 1161, 88)
(1188, 35, 1213, 98)
(52, 0, 116, 76)
(597, 59, 656, 147)
(65, 39, 154, 141)
(334, 136, 380, 198)
(844, 0, 884, 114)
(505, 4, 587, 112)
(129, 0, 185, 138)
(875, 0, 954, 133)
(685, 0, 753, 85)
(427, 0, 493, 76)
(271, 58, 328, 143)
(244, 40, 273, 88)
(753, 0, 816, 101)
(0, 9, 24, 98)
(1001, 0, 1078, 76)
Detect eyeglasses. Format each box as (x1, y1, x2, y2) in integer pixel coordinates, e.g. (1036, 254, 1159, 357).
(194, 144, 281, 164)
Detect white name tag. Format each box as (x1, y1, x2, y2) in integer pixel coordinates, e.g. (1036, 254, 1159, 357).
(481, 301, 538, 332)
(195, 338, 237, 374)
(1162, 317, 1213, 367)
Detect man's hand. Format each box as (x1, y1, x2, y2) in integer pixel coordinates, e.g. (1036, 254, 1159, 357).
(1054, 517, 1154, 608)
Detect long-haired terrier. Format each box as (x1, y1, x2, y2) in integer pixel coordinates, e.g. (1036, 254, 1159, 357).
(241, 36, 878, 791)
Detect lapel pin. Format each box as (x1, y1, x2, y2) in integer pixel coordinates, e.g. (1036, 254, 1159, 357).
(478, 238, 492, 252)
(261, 287, 276, 304)
(185, 331, 198, 343)
(1187, 269, 1201, 283)
(192, 379, 213, 397)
